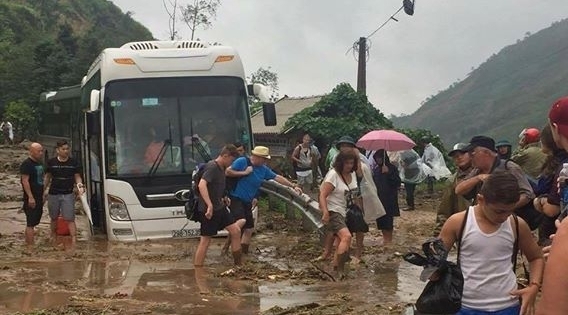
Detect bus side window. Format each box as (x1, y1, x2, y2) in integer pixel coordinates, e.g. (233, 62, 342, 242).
(87, 112, 100, 135)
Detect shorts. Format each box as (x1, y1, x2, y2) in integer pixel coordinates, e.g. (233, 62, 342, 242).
(47, 193, 76, 221)
(325, 211, 347, 234)
(200, 207, 236, 237)
(376, 213, 394, 230)
(23, 194, 43, 227)
(457, 304, 520, 315)
(296, 170, 313, 185)
(230, 198, 254, 229)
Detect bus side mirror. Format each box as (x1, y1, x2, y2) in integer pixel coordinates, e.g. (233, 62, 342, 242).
(90, 90, 100, 112)
(87, 112, 100, 135)
(262, 102, 276, 126)
(247, 83, 270, 103)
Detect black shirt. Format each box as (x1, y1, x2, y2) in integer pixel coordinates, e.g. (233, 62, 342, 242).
(20, 157, 44, 197)
(46, 157, 82, 194)
(198, 160, 226, 212)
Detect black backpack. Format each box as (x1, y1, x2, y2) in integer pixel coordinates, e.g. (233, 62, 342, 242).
(185, 163, 207, 222)
(503, 160, 543, 230)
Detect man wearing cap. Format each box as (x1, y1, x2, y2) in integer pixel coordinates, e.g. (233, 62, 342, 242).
(455, 136, 534, 210)
(495, 139, 512, 160)
(432, 143, 473, 236)
(226, 146, 302, 254)
(537, 96, 568, 314)
(511, 128, 546, 180)
(329, 136, 370, 166)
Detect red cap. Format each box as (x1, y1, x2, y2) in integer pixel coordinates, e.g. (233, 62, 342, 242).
(549, 96, 568, 138)
(522, 128, 540, 144)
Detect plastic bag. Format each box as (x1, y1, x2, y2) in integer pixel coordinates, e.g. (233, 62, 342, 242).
(422, 144, 452, 180)
(399, 150, 431, 184)
(359, 163, 386, 223)
(415, 262, 464, 314)
(345, 204, 369, 233)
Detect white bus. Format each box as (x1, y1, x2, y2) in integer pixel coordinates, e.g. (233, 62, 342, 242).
(42, 40, 275, 241)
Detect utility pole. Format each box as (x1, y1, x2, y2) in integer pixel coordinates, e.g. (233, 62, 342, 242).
(356, 37, 367, 94)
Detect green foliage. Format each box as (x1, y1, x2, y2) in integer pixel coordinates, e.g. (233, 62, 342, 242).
(0, 0, 153, 112)
(394, 18, 568, 149)
(3, 100, 37, 141)
(284, 83, 393, 145)
(182, 0, 221, 40)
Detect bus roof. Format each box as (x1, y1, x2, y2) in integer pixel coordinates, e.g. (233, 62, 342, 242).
(83, 41, 244, 84)
(39, 85, 81, 102)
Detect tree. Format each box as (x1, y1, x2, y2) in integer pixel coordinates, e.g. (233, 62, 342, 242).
(284, 83, 393, 146)
(181, 0, 221, 40)
(3, 100, 37, 142)
(163, 0, 180, 40)
(247, 66, 279, 115)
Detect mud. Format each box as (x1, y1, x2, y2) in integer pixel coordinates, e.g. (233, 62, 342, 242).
(0, 145, 442, 315)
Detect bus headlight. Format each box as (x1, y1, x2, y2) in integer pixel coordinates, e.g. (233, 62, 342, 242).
(108, 195, 131, 221)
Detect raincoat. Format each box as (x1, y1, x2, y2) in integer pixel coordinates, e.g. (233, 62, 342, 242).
(399, 149, 431, 184)
(422, 143, 451, 180)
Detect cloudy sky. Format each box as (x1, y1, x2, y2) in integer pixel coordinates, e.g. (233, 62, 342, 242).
(111, 0, 568, 116)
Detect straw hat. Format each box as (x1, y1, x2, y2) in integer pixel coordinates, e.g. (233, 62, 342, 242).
(251, 146, 271, 159)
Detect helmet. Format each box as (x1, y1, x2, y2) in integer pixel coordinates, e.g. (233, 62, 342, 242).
(519, 128, 540, 144)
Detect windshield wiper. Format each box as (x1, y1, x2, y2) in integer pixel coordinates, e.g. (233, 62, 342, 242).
(191, 136, 212, 162)
(147, 139, 172, 178)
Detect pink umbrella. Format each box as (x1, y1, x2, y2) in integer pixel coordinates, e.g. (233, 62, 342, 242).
(356, 130, 416, 151)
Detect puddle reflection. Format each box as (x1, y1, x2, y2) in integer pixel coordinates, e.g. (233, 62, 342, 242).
(0, 254, 426, 314)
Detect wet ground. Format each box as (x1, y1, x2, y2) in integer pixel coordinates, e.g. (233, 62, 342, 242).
(0, 198, 439, 315)
(0, 145, 442, 315)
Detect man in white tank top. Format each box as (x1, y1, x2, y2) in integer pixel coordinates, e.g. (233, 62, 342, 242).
(439, 172, 543, 315)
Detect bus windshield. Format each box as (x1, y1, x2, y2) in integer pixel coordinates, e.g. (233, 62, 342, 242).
(104, 76, 251, 177)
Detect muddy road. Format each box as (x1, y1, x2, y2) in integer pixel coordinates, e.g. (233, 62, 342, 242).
(0, 145, 442, 315)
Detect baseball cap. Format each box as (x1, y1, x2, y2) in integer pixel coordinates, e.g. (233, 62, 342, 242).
(549, 96, 568, 138)
(335, 136, 356, 149)
(465, 135, 496, 152)
(495, 140, 511, 148)
(448, 143, 469, 157)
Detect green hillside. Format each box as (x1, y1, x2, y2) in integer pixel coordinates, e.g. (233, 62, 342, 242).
(0, 0, 153, 110)
(393, 18, 568, 148)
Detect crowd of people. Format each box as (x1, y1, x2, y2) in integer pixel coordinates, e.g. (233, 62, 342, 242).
(15, 97, 568, 314)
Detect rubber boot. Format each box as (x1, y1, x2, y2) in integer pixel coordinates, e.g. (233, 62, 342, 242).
(232, 249, 242, 266)
(241, 243, 249, 255)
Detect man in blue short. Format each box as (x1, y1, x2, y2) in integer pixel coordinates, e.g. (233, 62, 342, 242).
(226, 146, 302, 254)
(43, 140, 84, 249)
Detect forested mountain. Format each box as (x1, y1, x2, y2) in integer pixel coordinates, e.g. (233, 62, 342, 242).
(393, 18, 568, 147)
(0, 0, 153, 110)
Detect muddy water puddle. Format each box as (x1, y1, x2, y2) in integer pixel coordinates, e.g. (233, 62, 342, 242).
(0, 254, 425, 314)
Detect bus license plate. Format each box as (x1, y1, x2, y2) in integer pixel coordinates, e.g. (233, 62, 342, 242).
(172, 228, 200, 238)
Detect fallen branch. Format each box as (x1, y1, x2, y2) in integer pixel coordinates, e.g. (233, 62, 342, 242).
(309, 261, 336, 282)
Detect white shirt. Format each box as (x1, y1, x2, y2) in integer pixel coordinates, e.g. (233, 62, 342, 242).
(323, 169, 358, 217)
(459, 206, 519, 311)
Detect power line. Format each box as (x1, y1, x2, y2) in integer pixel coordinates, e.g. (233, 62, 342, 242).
(366, 5, 404, 39)
(346, 4, 405, 56)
